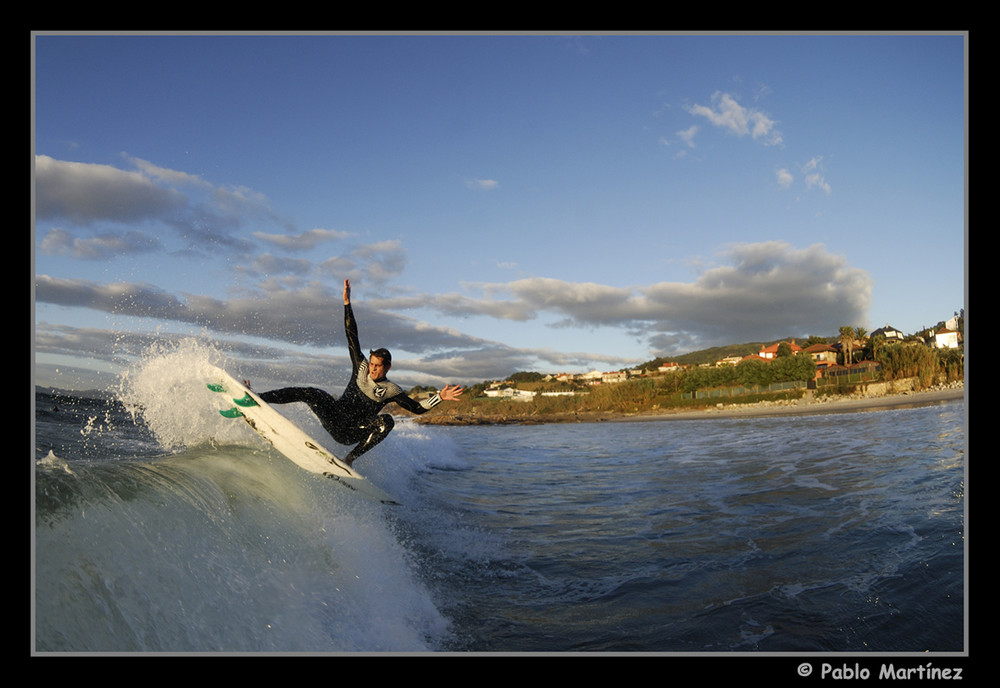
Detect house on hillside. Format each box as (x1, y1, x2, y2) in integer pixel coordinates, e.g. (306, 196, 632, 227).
(934, 327, 960, 349)
(871, 324, 905, 341)
(803, 343, 838, 363)
(758, 339, 803, 359)
(484, 387, 536, 400)
(803, 343, 838, 374)
(657, 362, 686, 374)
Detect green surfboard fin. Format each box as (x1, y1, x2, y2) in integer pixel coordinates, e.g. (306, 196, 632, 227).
(207, 382, 225, 392)
(219, 408, 244, 418)
(233, 393, 258, 408)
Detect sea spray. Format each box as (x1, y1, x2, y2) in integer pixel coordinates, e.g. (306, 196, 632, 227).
(117, 338, 256, 451)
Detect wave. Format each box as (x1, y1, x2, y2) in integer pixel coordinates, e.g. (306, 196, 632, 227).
(34, 339, 455, 653)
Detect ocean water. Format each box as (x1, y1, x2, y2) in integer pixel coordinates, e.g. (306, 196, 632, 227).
(33, 343, 966, 656)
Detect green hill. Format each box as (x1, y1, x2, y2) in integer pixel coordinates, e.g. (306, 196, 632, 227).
(638, 336, 832, 369)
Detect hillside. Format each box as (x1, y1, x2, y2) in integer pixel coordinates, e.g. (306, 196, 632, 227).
(638, 336, 831, 369)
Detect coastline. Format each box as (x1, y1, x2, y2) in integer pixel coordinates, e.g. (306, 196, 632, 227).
(613, 384, 965, 422)
(418, 382, 965, 426)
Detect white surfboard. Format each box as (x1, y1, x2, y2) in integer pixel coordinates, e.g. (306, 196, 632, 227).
(206, 365, 399, 505)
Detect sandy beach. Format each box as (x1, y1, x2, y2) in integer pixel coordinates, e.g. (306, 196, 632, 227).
(617, 383, 965, 422)
(419, 382, 965, 426)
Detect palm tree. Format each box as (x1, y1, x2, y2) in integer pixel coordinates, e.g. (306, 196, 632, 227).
(868, 333, 887, 362)
(853, 327, 868, 360)
(839, 326, 856, 366)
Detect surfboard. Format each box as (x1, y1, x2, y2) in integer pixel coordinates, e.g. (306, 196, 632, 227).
(206, 365, 399, 505)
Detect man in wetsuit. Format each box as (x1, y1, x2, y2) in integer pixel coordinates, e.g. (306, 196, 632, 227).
(257, 279, 464, 466)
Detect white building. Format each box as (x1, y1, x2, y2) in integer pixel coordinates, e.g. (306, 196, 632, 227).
(934, 327, 960, 349)
(871, 324, 905, 341)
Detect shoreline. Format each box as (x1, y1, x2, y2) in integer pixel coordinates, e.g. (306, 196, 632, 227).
(418, 384, 965, 426)
(611, 385, 965, 422)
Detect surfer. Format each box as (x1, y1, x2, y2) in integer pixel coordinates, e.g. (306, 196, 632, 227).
(254, 279, 464, 466)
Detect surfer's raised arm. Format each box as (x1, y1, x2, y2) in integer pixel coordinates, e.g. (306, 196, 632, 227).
(342, 279, 364, 368)
(253, 276, 465, 467)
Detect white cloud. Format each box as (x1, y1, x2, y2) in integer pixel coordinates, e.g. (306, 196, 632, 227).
(125, 155, 209, 189)
(39, 227, 162, 260)
(638, 242, 871, 347)
(419, 242, 871, 355)
(241, 253, 314, 278)
(774, 158, 832, 194)
(687, 91, 783, 146)
(35, 154, 186, 225)
(34, 154, 285, 255)
(806, 173, 832, 194)
(802, 156, 832, 194)
(317, 239, 408, 285)
(676, 125, 698, 148)
(253, 228, 354, 251)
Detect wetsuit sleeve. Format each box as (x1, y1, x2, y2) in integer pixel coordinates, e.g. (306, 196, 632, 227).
(390, 391, 443, 415)
(344, 303, 364, 367)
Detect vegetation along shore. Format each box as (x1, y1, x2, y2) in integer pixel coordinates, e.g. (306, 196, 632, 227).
(413, 322, 965, 426)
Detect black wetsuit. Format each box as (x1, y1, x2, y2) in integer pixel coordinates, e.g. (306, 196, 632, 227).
(259, 303, 442, 463)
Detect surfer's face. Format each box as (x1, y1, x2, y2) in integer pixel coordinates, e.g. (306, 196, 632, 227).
(369, 355, 389, 381)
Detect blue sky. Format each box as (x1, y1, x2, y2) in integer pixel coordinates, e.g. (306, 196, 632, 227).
(33, 33, 967, 391)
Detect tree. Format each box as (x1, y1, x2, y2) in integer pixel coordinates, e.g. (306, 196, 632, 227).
(853, 327, 868, 358)
(876, 341, 938, 388)
(772, 350, 816, 383)
(838, 326, 856, 366)
(736, 357, 773, 387)
(865, 333, 887, 362)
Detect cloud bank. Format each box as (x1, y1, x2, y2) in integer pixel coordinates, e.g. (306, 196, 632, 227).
(35, 154, 872, 385)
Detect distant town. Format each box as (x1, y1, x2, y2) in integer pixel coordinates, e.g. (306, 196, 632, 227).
(460, 313, 965, 402)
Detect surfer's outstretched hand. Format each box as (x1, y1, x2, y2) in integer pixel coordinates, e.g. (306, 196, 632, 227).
(440, 384, 464, 401)
(343, 279, 351, 305)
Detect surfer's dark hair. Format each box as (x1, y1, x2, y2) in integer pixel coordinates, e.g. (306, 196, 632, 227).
(370, 348, 392, 366)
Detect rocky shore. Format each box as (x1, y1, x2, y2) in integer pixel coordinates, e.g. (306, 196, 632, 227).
(417, 380, 965, 426)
